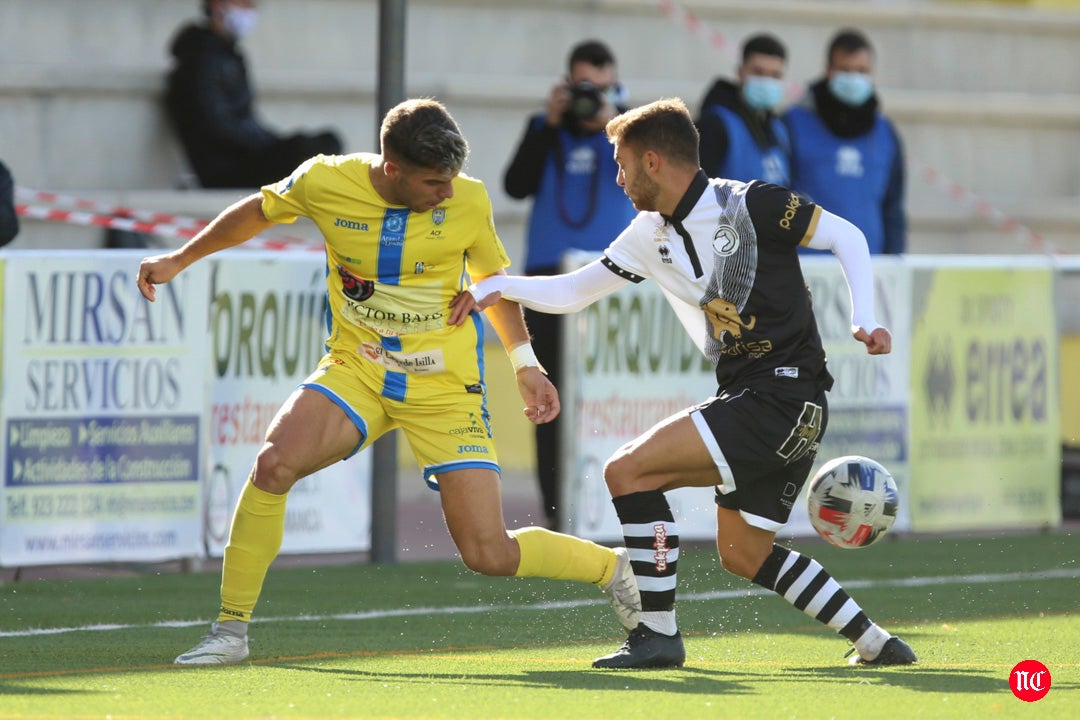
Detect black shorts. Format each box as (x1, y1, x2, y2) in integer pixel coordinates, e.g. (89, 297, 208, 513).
(692, 383, 828, 531)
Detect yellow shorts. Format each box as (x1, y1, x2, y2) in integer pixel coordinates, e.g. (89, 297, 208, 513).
(301, 352, 499, 489)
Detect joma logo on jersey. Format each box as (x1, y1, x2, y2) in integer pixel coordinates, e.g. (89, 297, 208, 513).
(457, 444, 488, 454)
(779, 193, 802, 230)
(334, 217, 369, 231)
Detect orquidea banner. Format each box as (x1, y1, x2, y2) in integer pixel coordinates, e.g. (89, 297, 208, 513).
(205, 252, 371, 556)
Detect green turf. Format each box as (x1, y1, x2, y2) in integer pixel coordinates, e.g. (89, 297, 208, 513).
(1, 532, 1076, 719)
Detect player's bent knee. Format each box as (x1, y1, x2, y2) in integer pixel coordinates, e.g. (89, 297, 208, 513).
(602, 454, 640, 496)
(251, 445, 301, 495)
(457, 540, 516, 577)
(716, 549, 760, 580)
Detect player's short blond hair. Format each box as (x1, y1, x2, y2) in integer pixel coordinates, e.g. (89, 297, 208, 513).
(605, 98, 700, 168)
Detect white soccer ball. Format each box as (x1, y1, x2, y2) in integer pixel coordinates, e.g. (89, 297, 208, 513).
(806, 455, 898, 549)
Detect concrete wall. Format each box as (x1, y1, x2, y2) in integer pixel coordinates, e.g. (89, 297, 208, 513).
(2, 0, 1079, 260)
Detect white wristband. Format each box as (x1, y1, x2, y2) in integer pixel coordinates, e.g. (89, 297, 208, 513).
(508, 342, 547, 375)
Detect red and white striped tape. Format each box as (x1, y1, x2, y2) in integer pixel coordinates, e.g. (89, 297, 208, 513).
(15, 186, 321, 252)
(15, 187, 210, 231)
(655, 0, 1054, 255)
(918, 164, 1056, 255)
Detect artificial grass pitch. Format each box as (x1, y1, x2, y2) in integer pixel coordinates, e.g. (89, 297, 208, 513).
(1, 532, 1076, 719)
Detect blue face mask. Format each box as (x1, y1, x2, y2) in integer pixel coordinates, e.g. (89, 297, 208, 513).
(828, 72, 874, 107)
(742, 76, 784, 111)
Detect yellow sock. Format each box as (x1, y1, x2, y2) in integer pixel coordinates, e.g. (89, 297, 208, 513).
(217, 479, 287, 624)
(511, 527, 617, 585)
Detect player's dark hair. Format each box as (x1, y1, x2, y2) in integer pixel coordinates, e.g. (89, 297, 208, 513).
(380, 98, 469, 174)
(742, 33, 786, 62)
(828, 28, 874, 63)
(567, 39, 616, 72)
(605, 98, 699, 168)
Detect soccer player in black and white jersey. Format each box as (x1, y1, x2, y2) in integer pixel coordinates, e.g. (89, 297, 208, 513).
(451, 97, 916, 669)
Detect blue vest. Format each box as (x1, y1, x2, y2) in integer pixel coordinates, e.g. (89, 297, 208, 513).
(703, 105, 790, 186)
(523, 118, 637, 272)
(783, 106, 897, 254)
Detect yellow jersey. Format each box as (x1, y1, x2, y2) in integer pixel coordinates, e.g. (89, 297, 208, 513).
(260, 153, 511, 403)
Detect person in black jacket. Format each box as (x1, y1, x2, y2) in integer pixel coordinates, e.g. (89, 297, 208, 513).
(165, 0, 342, 189)
(0, 160, 18, 247)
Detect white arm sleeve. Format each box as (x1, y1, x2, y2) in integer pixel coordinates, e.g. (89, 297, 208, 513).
(805, 209, 880, 333)
(469, 259, 630, 314)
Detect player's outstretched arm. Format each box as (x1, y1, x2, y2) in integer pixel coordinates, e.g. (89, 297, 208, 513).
(461, 259, 628, 319)
(137, 193, 274, 302)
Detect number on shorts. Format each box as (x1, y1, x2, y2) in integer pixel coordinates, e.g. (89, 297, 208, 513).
(776, 401, 823, 464)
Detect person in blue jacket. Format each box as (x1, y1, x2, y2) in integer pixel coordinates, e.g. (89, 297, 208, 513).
(783, 29, 906, 254)
(503, 39, 638, 530)
(695, 33, 791, 186)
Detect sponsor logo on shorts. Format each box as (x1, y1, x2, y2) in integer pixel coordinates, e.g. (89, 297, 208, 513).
(449, 425, 487, 437)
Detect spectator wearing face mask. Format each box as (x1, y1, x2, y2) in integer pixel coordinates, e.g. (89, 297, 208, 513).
(695, 33, 791, 186)
(783, 28, 906, 254)
(165, 0, 343, 189)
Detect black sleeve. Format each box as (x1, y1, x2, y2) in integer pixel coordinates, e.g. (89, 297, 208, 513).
(503, 115, 559, 199)
(744, 180, 820, 248)
(0, 161, 18, 247)
(881, 121, 907, 254)
(696, 107, 729, 178)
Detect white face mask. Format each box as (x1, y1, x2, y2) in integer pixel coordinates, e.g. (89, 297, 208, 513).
(224, 6, 259, 39)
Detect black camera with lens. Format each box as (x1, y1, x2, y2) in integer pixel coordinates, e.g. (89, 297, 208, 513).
(568, 81, 604, 121)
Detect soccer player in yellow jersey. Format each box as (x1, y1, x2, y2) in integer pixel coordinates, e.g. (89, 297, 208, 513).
(137, 99, 639, 664)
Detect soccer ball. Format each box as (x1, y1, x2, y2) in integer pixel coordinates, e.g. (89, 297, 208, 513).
(806, 455, 898, 549)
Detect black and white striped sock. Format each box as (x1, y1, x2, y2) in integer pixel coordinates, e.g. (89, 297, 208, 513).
(612, 490, 679, 636)
(753, 544, 889, 657)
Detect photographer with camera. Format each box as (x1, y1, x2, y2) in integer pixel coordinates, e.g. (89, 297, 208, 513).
(504, 39, 636, 531)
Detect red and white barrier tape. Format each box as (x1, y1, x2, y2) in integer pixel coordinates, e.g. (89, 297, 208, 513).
(15, 187, 321, 252)
(15, 187, 210, 231)
(16, 202, 199, 242)
(918, 164, 1056, 255)
(655, 0, 1055, 255)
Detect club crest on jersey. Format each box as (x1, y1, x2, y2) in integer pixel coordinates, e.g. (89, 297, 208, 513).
(658, 245, 672, 264)
(337, 264, 375, 301)
(712, 225, 739, 256)
(432, 208, 446, 225)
